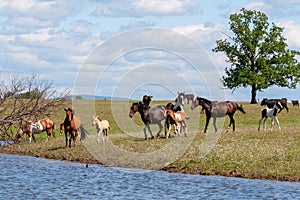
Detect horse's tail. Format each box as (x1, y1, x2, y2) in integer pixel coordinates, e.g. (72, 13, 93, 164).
(237, 104, 246, 114)
(79, 126, 88, 141)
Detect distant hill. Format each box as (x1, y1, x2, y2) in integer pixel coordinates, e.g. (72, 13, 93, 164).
(67, 94, 131, 100)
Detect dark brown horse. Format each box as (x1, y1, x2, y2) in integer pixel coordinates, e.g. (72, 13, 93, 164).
(129, 102, 166, 139)
(63, 108, 87, 147)
(191, 97, 246, 133)
(17, 118, 56, 143)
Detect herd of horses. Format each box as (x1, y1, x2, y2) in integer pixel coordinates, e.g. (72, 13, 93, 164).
(15, 92, 296, 146)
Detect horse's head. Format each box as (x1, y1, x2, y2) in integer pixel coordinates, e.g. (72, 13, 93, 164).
(261, 98, 268, 106)
(59, 123, 64, 133)
(191, 97, 200, 110)
(142, 95, 153, 106)
(64, 108, 74, 122)
(92, 115, 100, 126)
(129, 102, 140, 118)
(176, 92, 185, 106)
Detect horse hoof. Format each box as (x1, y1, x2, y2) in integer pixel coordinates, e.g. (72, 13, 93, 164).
(151, 136, 154, 140)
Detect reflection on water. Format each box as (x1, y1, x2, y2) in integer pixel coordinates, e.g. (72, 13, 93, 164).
(0, 153, 299, 199)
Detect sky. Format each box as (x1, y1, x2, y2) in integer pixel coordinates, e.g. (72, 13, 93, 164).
(1, 0, 300, 102)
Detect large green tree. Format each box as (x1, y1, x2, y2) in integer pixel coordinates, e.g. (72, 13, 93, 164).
(213, 8, 300, 103)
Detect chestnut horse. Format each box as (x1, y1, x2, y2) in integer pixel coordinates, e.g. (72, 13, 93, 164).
(63, 108, 87, 147)
(191, 97, 246, 133)
(165, 109, 188, 138)
(17, 118, 56, 143)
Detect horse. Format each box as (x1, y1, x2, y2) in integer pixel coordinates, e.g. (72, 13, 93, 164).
(184, 93, 194, 104)
(17, 118, 56, 143)
(258, 102, 283, 131)
(165, 109, 188, 139)
(63, 108, 87, 147)
(166, 92, 185, 112)
(191, 97, 246, 133)
(129, 101, 166, 139)
(92, 116, 110, 143)
(142, 95, 153, 108)
(291, 100, 299, 107)
(261, 98, 288, 113)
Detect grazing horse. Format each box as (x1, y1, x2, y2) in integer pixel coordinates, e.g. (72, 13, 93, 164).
(17, 118, 56, 143)
(258, 102, 283, 131)
(63, 108, 86, 147)
(184, 93, 194, 104)
(165, 109, 188, 138)
(129, 102, 166, 139)
(291, 100, 299, 107)
(261, 98, 288, 113)
(191, 97, 246, 133)
(92, 116, 110, 143)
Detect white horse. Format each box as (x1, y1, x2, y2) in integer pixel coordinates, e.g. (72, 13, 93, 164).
(92, 116, 110, 143)
(258, 102, 283, 131)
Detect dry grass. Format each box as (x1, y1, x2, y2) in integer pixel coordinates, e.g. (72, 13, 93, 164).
(1, 100, 300, 181)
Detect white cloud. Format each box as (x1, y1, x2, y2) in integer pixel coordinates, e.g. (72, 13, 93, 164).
(91, 0, 198, 17)
(277, 20, 300, 49)
(131, 0, 198, 16)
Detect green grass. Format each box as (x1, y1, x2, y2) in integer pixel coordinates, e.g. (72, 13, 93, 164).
(1, 100, 300, 181)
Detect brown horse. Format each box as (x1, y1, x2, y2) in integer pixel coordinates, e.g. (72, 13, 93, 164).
(184, 93, 194, 104)
(17, 118, 56, 143)
(191, 97, 246, 133)
(63, 108, 87, 147)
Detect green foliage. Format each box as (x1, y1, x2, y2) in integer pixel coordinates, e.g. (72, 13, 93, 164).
(213, 8, 300, 103)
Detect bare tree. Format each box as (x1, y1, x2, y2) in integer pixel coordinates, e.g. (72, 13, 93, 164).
(0, 74, 69, 141)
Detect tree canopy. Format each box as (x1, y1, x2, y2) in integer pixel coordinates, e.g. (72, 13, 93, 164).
(213, 8, 300, 103)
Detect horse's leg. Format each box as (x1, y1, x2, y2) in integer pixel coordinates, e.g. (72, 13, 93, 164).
(97, 128, 102, 144)
(275, 116, 281, 130)
(32, 133, 36, 143)
(204, 114, 211, 133)
(183, 120, 187, 137)
(213, 117, 217, 132)
(143, 126, 148, 140)
(64, 131, 68, 147)
(227, 115, 235, 132)
(271, 117, 274, 131)
(263, 117, 268, 131)
(258, 118, 263, 131)
(156, 122, 163, 138)
(146, 124, 154, 139)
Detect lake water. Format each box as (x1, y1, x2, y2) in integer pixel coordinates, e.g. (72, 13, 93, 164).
(0, 153, 299, 199)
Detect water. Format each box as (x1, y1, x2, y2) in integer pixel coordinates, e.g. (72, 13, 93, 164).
(0, 153, 299, 200)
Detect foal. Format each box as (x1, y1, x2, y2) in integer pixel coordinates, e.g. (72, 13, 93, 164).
(258, 102, 283, 131)
(165, 109, 188, 138)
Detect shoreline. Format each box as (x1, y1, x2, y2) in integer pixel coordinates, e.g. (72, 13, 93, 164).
(1, 135, 299, 182)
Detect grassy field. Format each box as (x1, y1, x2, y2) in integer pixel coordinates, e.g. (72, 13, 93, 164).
(1, 100, 299, 181)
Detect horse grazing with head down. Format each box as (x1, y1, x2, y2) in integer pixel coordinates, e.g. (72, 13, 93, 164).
(191, 97, 246, 133)
(258, 101, 283, 131)
(63, 108, 87, 147)
(129, 101, 166, 139)
(17, 118, 56, 143)
(184, 93, 194, 104)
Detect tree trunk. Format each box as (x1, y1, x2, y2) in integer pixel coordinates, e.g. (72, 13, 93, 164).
(250, 84, 257, 104)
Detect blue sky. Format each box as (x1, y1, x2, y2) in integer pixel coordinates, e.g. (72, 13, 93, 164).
(1, 0, 300, 101)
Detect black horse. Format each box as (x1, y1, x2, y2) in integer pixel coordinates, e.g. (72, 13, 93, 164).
(261, 98, 288, 113)
(191, 97, 246, 133)
(129, 102, 166, 139)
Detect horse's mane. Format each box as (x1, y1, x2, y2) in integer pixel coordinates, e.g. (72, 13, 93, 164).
(199, 97, 212, 105)
(96, 116, 102, 121)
